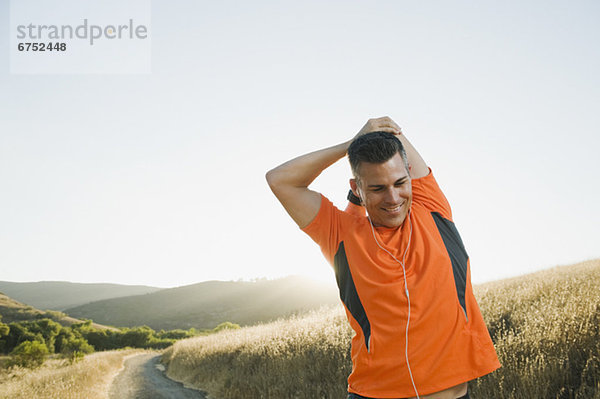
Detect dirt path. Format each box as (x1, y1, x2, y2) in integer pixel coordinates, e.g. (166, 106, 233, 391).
(109, 353, 207, 399)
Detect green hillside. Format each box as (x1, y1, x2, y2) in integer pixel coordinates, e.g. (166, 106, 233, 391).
(0, 292, 196, 368)
(65, 276, 339, 330)
(0, 292, 111, 330)
(0, 281, 162, 311)
(162, 259, 600, 399)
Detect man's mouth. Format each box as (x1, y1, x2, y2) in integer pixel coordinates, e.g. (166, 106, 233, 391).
(382, 202, 404, 214)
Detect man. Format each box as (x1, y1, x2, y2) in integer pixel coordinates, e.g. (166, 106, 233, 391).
(266, 117, 500, 399)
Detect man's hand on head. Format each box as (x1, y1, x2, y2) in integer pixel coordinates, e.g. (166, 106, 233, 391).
(352, 116, 428, 179)
(355, 116, 402, 140)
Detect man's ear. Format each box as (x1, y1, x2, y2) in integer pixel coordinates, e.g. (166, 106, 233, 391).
(350, 178, 360, 199)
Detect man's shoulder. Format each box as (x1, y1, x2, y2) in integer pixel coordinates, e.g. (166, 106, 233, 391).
(302, 194, 364, 234)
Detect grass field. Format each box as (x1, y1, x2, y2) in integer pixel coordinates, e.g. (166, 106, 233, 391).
(162, 259, 600, 399)
(0, 349, 146, 399)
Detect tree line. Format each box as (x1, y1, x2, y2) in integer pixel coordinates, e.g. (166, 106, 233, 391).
(0, 315, 239, 368)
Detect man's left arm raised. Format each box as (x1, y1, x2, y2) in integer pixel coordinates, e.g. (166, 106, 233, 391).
(266, 140, 352, 229)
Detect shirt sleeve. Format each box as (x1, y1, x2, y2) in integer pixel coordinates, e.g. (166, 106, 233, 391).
(411, 168, 453, 221)
(301, 194, 343, 265)
(344, 201, 366, 217)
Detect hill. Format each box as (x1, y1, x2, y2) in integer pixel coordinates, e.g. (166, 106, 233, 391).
(0, 292, 112, 330)
(162, 259, 600, 398)
(0, 281, 162, 311)
(65, 276, 339, 330)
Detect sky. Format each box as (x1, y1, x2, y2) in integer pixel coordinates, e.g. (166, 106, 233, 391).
(1, 0, 598, 288)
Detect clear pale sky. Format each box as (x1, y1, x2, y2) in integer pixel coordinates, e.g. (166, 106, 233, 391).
(1, 1, 598, 288)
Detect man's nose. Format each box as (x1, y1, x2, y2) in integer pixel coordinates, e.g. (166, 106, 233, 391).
(384, 187, 400, 203)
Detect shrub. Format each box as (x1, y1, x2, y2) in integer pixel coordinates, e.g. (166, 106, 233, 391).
(55, 329, 94, 357)
(156, 329, 196, 340)
(8, 340, 49, 368)
(212, 322, 240, 333)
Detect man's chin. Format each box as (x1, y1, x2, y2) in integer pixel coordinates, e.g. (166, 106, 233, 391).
(371, 214, 407, 229)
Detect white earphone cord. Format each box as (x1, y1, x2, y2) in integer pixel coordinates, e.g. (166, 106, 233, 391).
(368, 210, 420, 399)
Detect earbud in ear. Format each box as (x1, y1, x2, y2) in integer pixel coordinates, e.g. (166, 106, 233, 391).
(357, 195, 364, 206)
(349, 179, 363, 205)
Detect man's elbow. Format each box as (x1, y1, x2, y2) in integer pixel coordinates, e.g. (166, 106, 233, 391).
(265, 168, 283, 193)
(266, 166, 305, 198)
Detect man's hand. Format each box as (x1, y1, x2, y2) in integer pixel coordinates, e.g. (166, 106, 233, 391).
(354, 116, 429, 179)
(355, 116, 403, 140)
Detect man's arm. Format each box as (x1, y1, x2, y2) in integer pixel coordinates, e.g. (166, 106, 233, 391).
(266, 141, 351, 228)
(398, 134, 429, 179)
(266, 116, 424, 228)
(371, 117, 429, 179)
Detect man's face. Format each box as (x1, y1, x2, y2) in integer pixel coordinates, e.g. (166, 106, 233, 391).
(350, 153, 412, 228)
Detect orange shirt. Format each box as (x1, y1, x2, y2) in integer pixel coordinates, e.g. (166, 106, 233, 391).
(303, 169, 500, 398)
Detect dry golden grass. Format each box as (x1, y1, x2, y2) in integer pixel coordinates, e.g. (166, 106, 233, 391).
(0, 349, 146, 399)
(470, 259, 600, 398)
(163, 306, 353, 398)
(163, 259, 600, 399)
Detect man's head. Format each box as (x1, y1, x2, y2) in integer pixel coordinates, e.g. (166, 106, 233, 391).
(348, 132, 412, 228)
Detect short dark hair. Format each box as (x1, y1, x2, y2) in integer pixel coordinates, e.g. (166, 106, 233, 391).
(348, 131, 409, 178)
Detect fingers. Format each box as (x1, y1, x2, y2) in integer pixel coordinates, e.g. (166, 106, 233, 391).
(355, 116, 402, 140)
(376, 127, 399, 134)
(368, 116, 402, 135)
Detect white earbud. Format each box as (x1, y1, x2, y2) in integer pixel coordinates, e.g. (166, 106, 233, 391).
(357, 187, 364, 202)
